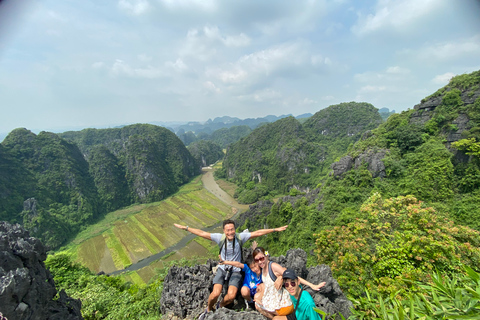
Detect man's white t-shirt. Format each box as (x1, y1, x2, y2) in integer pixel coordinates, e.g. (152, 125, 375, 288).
(211, 232, 251, 273)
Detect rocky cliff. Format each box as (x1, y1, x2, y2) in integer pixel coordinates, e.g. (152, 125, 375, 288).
(0, 222, 82, 320)
(160, 248, 352, 320)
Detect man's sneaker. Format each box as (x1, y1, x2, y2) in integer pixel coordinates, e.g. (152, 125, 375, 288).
(198, 308, 209, 320)
(248, 301, 255, 311)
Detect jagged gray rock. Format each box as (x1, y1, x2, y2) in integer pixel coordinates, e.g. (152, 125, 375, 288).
(160, 248, 352, 319)
(331, 148, 387, 178)
(0, 221, 83, 320)
(330, 156, 353, 177)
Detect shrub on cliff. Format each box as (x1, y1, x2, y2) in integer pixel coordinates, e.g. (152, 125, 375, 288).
(315, 193, 480, 298)
(46, 253, 161, 320)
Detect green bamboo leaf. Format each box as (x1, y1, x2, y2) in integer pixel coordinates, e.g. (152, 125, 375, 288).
(464, 286, 480, 299)
(379, 295, 388, 318)
(454, 288, 464, 309)
(409, 295, 415, 320)
(397, 301, 405, 320)
(465, 265, 480, 282)
(313, 307, 327, 317)
(417, 293, 433, 314)
(445, 314, 480, 320)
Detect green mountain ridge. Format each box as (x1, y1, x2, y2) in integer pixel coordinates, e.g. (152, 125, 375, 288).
(0, 124, 198, 248)
(220, 102, 383, 203)
(238, 69, 480, 247)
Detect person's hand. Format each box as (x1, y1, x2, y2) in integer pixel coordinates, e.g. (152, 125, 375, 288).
(311, 282, 326, 291)
(274, 276, 283, 290)
(251, 240, 258, 251)
(174, 223, 184, 229)
(219, 259, 225, 265)
(275, 225, 288, 232)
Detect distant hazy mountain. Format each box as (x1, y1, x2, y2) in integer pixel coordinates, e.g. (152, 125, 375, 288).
(175, 114, 314, 147)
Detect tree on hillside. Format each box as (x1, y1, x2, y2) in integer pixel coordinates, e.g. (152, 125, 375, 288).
(315, 193, 480, 298)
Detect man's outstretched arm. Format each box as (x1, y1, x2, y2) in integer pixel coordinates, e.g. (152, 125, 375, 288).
(173, 223, 212, 240)
(249, 225, 288, 239)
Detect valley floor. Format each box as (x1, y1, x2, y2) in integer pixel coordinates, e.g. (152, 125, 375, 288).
(62, 167, 248, 285)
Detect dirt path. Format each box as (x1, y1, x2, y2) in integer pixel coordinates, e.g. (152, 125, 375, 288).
(109, 167, 248, 275)
(201, 167, 249, 212)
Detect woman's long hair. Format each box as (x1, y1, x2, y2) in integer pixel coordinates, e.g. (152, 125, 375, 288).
(253, 247, 268, 260)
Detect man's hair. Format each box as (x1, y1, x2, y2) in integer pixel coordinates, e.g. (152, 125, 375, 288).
(223, 219, 236, 228)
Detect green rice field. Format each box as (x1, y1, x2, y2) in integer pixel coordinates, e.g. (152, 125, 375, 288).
(61, 174, 237, 283)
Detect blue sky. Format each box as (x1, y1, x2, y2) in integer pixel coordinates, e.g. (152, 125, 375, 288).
(0, 0, 479, 137)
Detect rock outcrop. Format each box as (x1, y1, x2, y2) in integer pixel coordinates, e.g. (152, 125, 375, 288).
(0, 221, 83, 320)
(331, 148, 387, 178)
(160, 248, 352, 320)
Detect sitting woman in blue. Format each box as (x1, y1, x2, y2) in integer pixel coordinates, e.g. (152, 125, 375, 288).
(219, 254, 262, 309)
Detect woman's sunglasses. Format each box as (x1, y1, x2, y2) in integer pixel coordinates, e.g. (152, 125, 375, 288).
(284, 281, 296, 288)
(254, 256, 265, 262)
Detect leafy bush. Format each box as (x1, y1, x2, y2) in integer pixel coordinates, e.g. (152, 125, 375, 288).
(315, 193, 480, 298)
(350, 265, 480, 319)
(46, 253, 162, 320)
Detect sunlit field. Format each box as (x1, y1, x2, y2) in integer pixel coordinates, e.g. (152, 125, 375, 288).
(61, 175, 233, 279)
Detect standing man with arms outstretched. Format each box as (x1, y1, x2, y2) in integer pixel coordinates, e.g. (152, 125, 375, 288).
(174, 219, 288, 319)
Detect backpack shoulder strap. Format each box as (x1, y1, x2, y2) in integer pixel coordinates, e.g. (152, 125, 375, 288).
(295, 288, 303, 311)
(268, 261, 277, 282)
(219, 234, 244, 251)
(236, 234, 244, 261)
(218, 233, 227, 253)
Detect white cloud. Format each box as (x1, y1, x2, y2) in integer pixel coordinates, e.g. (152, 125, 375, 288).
(359, 85, 386, 93)
(351, 0, 442, 36)
(206, 41, 331, 89)
(210, 66, 248, 84)
(111, 59, 164, 78)
(203, 81, 221, 93)
(300, 98, 317, 105)
(203, 25, 251, 47)
(432, 72, 455, 85)
(386, 66, 410, 74)
(355, 66, 410, 83)
(165, 58, 188, 73)
(237, 88, 282, 103)
(180, 28, 218, 61)
(158, 0, 217, 11)
(118, 0, 151, 15)
(416, 35, 480, 61)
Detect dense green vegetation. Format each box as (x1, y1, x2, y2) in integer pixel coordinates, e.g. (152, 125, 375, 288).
(350, 265, 480, 319)
(220, 102, 383, 203)
(0, 124, 198, 248)
(187, 140, 224, 168)
(46, 253, 162, 320)
(236, 70, 480, 317)
(316, 193, 480, 297)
